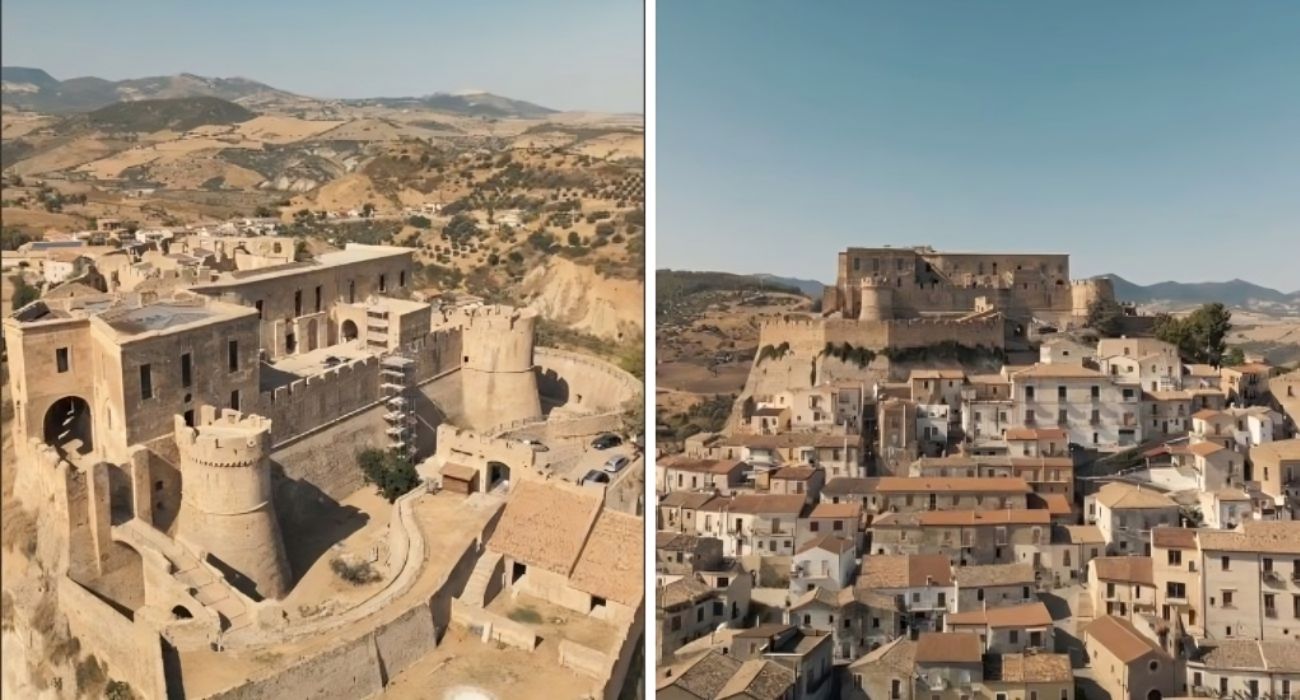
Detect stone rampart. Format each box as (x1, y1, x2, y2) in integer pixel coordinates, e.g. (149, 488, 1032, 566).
(59, 575, 169, 700)
(534, 346, 642, 414)
(202, 631, 383, 700)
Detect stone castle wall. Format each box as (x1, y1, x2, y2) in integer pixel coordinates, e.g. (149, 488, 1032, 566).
(757, 314, 1004, 358)
(460, 306, 542, 431)
(534, 346, 642, 414)
(59, 576, 169, 700)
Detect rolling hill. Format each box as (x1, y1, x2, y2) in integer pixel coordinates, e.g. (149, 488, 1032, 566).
(344, 91, 557, 118)
(64, 96, 257, 133)
(1101, 274, 1300, 309)
(1, 68, 295, 113)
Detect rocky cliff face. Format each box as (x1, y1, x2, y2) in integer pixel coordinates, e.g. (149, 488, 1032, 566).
(521, 257, 643, 342)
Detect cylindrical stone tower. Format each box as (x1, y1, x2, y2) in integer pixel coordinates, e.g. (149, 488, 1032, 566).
(858, 277, 894, 321)
(174, 406, 291, 600)
(459, 305, 543, 432)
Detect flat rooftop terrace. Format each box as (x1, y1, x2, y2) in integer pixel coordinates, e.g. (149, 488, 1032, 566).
(259, 340, 377, 392)
(191, 244, 413, 287)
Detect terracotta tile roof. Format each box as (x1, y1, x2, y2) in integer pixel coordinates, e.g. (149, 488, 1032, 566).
(1260, 641, 1300, 673)
(947, 601, 1052, 628)
(915, 632, 982, 664)
(1197, 521, 1300, 555)
(1252, 439, 1300, 463)
(1199, 640, 1266, 670)
(1192, 408, 1223, 420)
(859, 554, 952, 589)
(1094, 482, 1177, 510)
(1151, 527, 1197, 549)
(795, 535, 855, 556)
(1188, 441, 1227, 457)
(1085, 615, 1167, 664)
(1013, 364, 1107, 379)
(986, 653, 1074, 683)
(1186, 364, 1220, 378)
(569, 509, 645, 607)
(822, 477, 879, 496)
(489, 479, 602, 576)
(728, 494, 808, 515)
(953, 563, 1035, 588)
(872, 510, 1051, 527)
(659, 491, 721, 509)
(1092, 556, 1155, 586)
(808, 502, 862, 519)
(715, 659, 794, 699)
(659, 575, 716, 610)
(771, 465, 818, 481)
(1028, 492, 1073, 516)
(657, 531, 699, 551)
(660, 456, 746, 475)
(657, 650, 743, 696)
(873, 476, 1032, 494)
(1056, 524, 1105, 545)
(849, 637, 916, 672)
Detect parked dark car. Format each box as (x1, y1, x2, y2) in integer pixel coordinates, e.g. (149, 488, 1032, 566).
(591, 433, 623, 450)
(580, 470, 611, 486)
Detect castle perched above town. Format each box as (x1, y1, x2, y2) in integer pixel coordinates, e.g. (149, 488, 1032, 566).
(655, 244, 1300, 700)
(3, 225, 644, 699)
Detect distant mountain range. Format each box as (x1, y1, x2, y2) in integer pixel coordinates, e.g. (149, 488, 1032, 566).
(0, 66, 558, 118)
(750, 274, 826, 298)
(1100, 274, 1300, 309)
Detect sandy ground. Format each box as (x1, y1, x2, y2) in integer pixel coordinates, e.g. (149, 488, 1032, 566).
(279, 487, 394, 622)
(382, 626, 594, 700)
(234, 115, 346, 144)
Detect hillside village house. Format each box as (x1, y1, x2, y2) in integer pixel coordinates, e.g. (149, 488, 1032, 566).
(857, 554, 954, 635)
(951, 563, 1037, 612)
(1251, 439, 1300, 509)
(1040, 524, 1106, 586)
(657, 456, 748, 496)
(761, 465, 825, 503)
(913, 633, 984, 700)
(1087, 556, 1157, 624)
(796, 502, 863, 552)
(1097, 337, 1183, 393)
(1084, 482, 1180, 555)
(1184, 639, 1300, 699)
(1010, 363, 1143, 450)
(1151, 526, 1205, 639)
(789, 535, 857, 595)
(787, 586, 903, 663)
(910, 456, 1075, 501)
(656, 649, 796, 700)
(1083, 616, 1177, 700)
(1197, 521, 1300, 641)
(685, 432, 864, 481)
(1222, 363, 1275, 407)
(728, 624, 835, 700)
(868, 509, 1052, 567)
(944, 601, 1054, 654)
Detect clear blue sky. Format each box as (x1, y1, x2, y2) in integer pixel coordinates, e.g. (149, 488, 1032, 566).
(658, 1, 1300, 291)
(1, 0, 642, 112)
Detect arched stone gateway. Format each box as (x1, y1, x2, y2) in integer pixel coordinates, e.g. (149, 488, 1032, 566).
(341, 319, 359, 342)
(487, 461, 510, 490)
(43, 395, 94, 454)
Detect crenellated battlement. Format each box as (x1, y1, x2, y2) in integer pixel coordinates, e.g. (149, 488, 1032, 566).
(174, 406, 271, 470)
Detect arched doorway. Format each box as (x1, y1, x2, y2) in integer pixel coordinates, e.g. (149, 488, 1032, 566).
(488, 461, 510, 490)
(43, 396, 93, 454)
(341, 320, 359, 342)
(306, 319, 319, 352)
(1147, 690, 1162, 700)
(171, 605, 193, 619)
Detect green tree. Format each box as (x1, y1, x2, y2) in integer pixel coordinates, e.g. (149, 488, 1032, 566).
(407, 215, 432, 229)
(567, 231, 581, 247)
(1086, 298, 1125, 338)
(254, 205, 275, 218)
(1222, 346, 1246, 366)
(10, 276, 40, 310)
(1154, 303, 1233, 364)
(361, 203, 376, 218)
(356, 449, 420, 502)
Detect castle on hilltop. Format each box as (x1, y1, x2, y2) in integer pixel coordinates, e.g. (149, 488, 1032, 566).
(822, 246, 1113, 325)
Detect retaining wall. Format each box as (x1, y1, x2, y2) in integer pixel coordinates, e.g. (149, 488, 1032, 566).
(202, 631, 383, 700)
(534, 346, 641, 414)
(449, 598, 538, 651)
(58, 576, 168, 700)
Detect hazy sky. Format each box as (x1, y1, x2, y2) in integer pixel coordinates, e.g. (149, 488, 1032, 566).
(659, 1, 1300, 291)
(1, 0, 643, 112)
